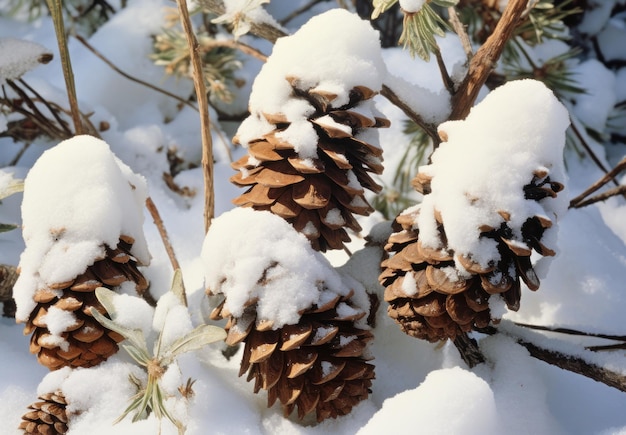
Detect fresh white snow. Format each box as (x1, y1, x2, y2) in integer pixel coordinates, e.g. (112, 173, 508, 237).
(1, 3, 626, 435)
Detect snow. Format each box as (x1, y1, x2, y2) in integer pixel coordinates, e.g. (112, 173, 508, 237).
(236, 8, 386, 157)
(399, 0, 426, 14)
(571, 60, 616, 132)
(360, 366, 501, 435)
(1, 3, 626, 435)
(0, 37, 51, 83)
(13, 135, 150, 322)
(417, 79, 569, 268)
(201, 207, 364, 328)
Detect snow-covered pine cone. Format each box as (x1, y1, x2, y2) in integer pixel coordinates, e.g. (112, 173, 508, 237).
(202, 207, 375, 422)
(379, 80, 569, 343)
(209, 274, 374, 422)
(19, 391, 68, 435)
(14, 135, 152, 371)
(231, 79, 389, 252)
(23, 236, 149, 370)
(380, 169, 562, 342)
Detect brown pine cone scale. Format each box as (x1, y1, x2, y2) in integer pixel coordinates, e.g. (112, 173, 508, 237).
(19, 392, 68, 435)
(23, 239, 148, 370)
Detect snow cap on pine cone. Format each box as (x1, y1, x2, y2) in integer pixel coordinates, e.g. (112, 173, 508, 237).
(14, 135, 151, 369)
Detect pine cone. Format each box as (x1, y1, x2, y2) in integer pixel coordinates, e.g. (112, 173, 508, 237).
(0, 264, 18, 317)
(19, 391, 68, 435)
(380, 169, 563, 342)
(23, 236, 149, 370)
(231, 78, 389, 252)
(209, 279, 374, 422)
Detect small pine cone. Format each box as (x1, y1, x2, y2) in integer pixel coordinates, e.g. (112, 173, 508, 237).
(231, 79, 389, 252)
(1, 264, 18, 317)
(210, 282, 374, 422)
(380, 169, 563, 343)
(23, 236, 149, 370)
(19, 391, 68, 435)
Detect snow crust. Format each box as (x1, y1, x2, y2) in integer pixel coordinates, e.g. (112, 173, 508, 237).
(13, 135, 150, 321)
(0, 37, 50, 83)
(201, 207, 365, 328)
(417, 79, 569, 268)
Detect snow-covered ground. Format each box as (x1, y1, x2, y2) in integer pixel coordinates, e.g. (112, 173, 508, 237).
(1, 1, 626, 434)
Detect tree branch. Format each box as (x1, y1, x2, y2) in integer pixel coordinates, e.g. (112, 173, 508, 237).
(380, 84, 439, 143)
(453, 333, 485, 368)
(177, 0, 215, 234)
(449, 0, 527, 120)
(570, 155, 626, 208)
(519, 338, 626, 392)
(481, 324, 626, 394)
(448, 6, 472, 61)
(46, 0, 84, 135)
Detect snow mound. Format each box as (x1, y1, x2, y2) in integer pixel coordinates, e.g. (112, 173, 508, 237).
(14, 135, 150, 321)
(418, 79, 570, 267)
(201, 207, 364, 328)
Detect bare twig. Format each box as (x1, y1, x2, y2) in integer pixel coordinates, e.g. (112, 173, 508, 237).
(46, 0, 84, 135)
(278, 0, 324, 26)
(447, 6, 473, 61)
(145, 197, 187, 306)
(434, 49, 454, 93)
(177, 0, 215, 234)
(449, 0, 527, 120)
(204, 39, 268, 62)
(568, 120, 616, 183)
(74, 34, 198, 112)
(515, 322, 626, 342)
(570, 185, 626, 209)
(3, 80, 72, 140)
(18, 79, 72, 135)
(569, 156, 626, 208)
(380, 84, 439, 143)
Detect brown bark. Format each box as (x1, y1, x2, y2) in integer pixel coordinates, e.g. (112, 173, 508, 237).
(449, 0, 528, 120)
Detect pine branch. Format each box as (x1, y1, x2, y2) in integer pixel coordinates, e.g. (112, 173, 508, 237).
(449, 0, 527, 120)
(176, 0, 215, 234)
